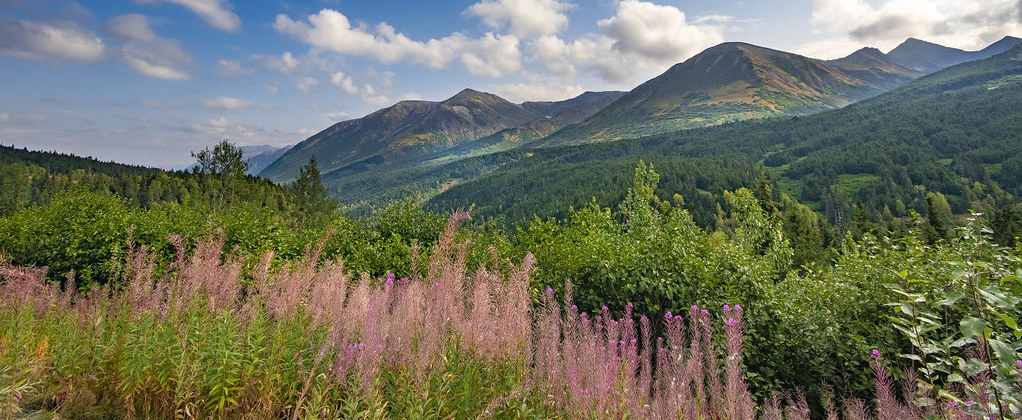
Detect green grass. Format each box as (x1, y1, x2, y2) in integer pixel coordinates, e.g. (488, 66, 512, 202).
(832, 173, 881, 197)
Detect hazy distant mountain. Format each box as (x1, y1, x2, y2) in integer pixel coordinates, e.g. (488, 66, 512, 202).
(535, 42, 877, 147)
(241, 145, 292, 176)
(260, 89, 624, 181)
(886, 36, 1021, 74)
(826, 47, 922, 90)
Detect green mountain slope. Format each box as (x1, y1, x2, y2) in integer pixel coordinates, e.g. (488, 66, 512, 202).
(426, 45, 1022, 226)
(260, 90, 622, 183)
(535, 42, 878, 147)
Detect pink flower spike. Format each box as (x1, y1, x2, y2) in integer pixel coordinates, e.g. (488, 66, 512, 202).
(546, 287, 553, 293)
(735, 304, 742, 311)
(871, 349, 881, 359)
(701, 309, 709, 315)
(690, 305, 698, 311)
(724, 304, 731, 311)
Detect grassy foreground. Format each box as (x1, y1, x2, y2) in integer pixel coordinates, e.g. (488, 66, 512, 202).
(0, 212, 1016, 419)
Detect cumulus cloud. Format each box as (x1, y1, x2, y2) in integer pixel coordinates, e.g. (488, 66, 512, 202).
(460, 33, 522, 77)
(274, 9, 522, 77)
(809, 0, 1022, 54)
(0, 12, 105, 62)
(329, 71, 391, 105)
(104, 14, 192, 80)
(263, 81, 281, 94)
(200, 96, 269, 110)
(597, 0, 723, 62)
(252, 51, 299, 73)
(295, 76, 318, 94)
(464, 0, 573, 38)
(490, 81, 584, 102)
(216, 59, 251, 76)
(530, 35, 596, 78)
(136, 0, 240, 31)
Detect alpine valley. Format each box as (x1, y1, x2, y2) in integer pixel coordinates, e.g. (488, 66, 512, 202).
(254, 36, 1022, 222)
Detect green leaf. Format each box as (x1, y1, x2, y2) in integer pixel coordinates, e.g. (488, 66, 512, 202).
(934, 291, 965, 307)
(960, 317, 987, 339)
(989, 339, 1016, 362)
(960, 358, 988, 377)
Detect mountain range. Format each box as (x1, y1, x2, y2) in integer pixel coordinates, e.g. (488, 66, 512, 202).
(193, 35, 1021, 214)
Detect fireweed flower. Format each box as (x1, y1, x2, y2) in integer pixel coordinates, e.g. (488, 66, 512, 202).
(735, 304, 742, 311)
(871, 349, 881, 359)
(724, 305, 731, 311)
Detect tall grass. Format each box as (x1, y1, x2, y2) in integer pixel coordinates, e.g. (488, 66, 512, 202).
(0, 212, 1010, 418)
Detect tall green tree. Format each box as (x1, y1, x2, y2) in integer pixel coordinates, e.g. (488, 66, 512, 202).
(292, 156, 338, 227)
(191, 139, 248, 212)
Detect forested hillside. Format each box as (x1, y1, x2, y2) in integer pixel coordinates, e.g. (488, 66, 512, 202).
(428, 45, 1022, 228)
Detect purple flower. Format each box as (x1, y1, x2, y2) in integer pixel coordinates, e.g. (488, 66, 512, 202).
(434, 282, 440, 287)
(674, 315, 682, 321)
(701, 309, 709, 315)
(571, 305, 577, 311)
(1016, 360, 1022, 367)
(950, 402, 958, 408)
(546, 287, 553, 293)
(871, 349, 881, 359)
(385, 279, 393, 285)
(602, 305, 609, 312)
(735, 304, 742, 311)
(726, 318, 737, 326)
(690, 305, 699, 311)
(724, 305, 732, 312)
(665, 312, 672, 319)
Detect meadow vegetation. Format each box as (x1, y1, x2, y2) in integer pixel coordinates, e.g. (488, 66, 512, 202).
(2, 144, 1022, 418)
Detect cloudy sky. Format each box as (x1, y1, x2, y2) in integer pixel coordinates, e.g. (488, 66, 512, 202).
(1, 0, 1019, 168)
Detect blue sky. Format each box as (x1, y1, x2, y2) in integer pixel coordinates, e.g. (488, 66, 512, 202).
(1, 0, 1019, 168)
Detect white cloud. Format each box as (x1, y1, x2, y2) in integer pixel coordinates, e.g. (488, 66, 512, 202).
(216, 59, 251, 76)
(329, 71, 392, 105)
(464, 0, 573, 38)
(252, 51, 299, 73)
(200, 96, 269, 110)
(104, 14, 193, 80)
(808, 0, 1022, 54)
(295, 76, 318, 94)
(274, 9, 522, 77)
(0, 13, 105, 62)
(274, 9, 459, 68)
(530, 35, 596, 78)
(597, 0, 723, 62)
(460, 33, 522, 77)
(324, 110, 349, 121)
(329, 71, 360, 95)
(490, 81, 584, 102)
(136, 0, 240, 32)
(263, 81, 281, 94)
